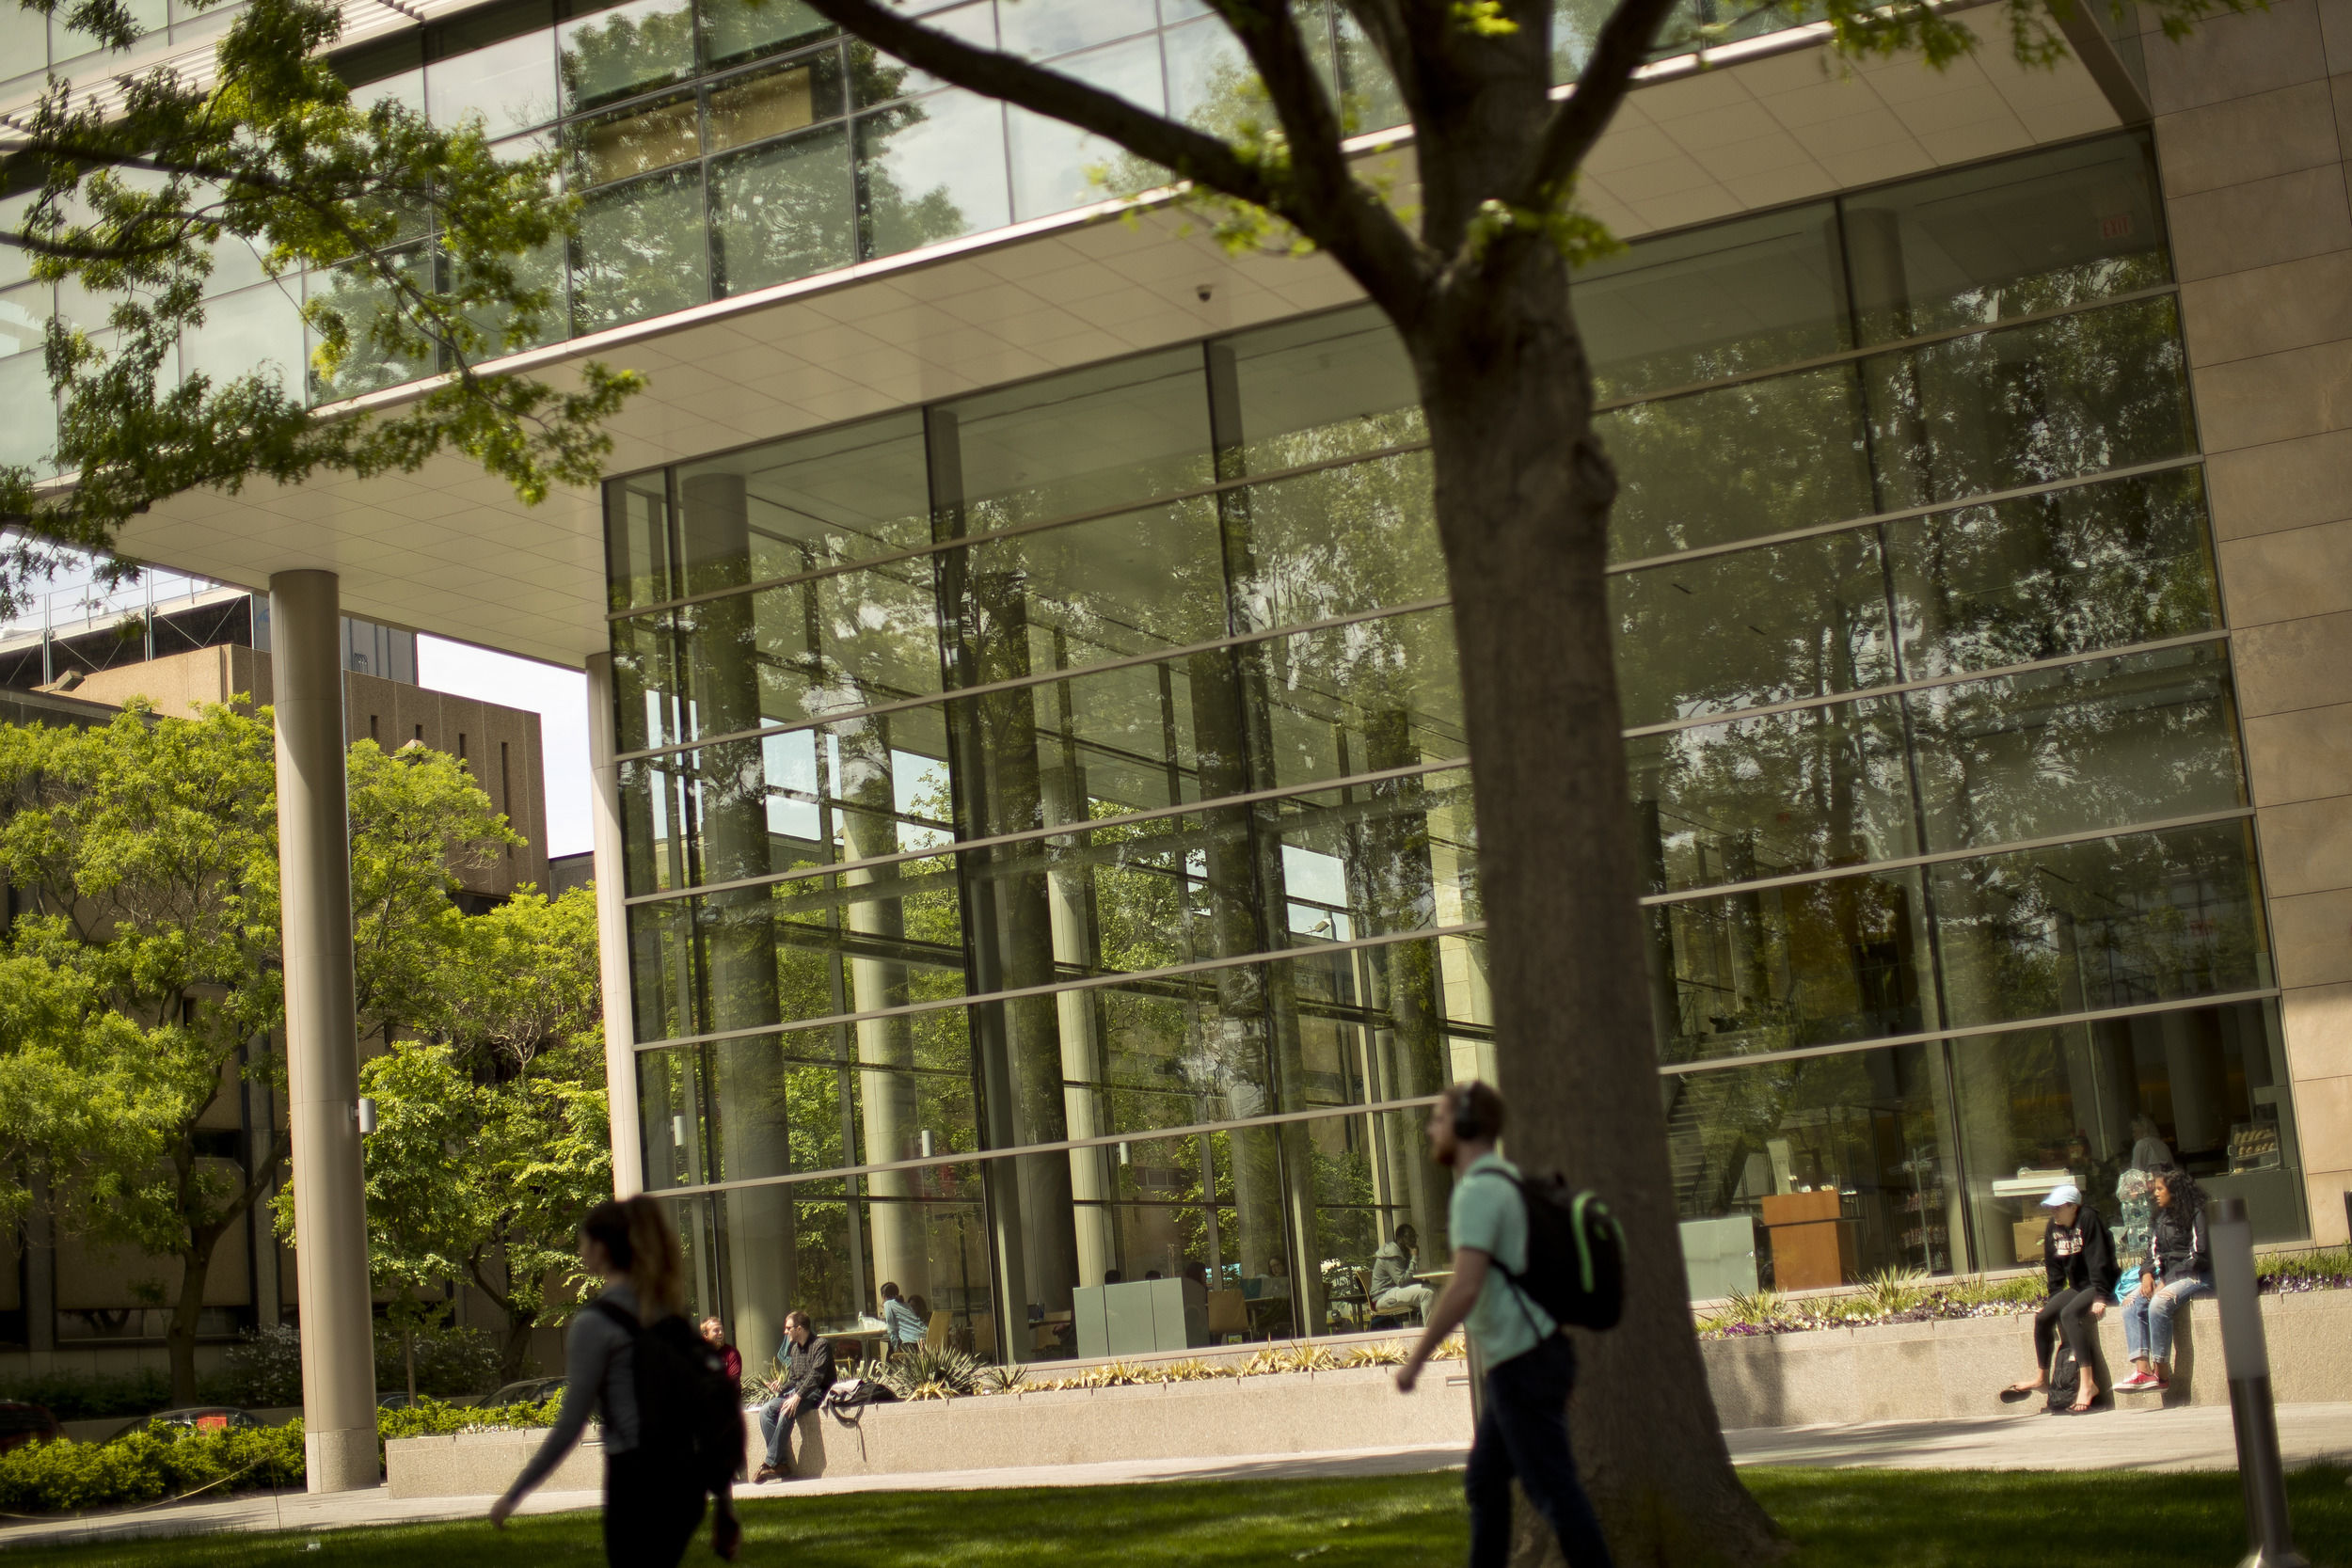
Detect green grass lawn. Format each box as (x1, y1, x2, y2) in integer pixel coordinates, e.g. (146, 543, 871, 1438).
(6, 1466, 2350, 1567)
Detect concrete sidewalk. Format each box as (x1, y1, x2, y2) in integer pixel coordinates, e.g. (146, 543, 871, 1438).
(1725, 1400, 2352, 1473)
(8, 1401, 2351, 1553)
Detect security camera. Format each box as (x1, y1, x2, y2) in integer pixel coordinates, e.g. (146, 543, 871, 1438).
(1196, 284, 1213, 303)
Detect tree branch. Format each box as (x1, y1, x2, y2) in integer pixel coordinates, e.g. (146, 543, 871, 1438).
(796, 0, 1289, 211)
(1515, 0, 1682, 205)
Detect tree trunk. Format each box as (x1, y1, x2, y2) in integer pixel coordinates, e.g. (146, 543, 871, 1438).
(168, 1231, 221, 1406)
(1409, 263, 1785, 1566)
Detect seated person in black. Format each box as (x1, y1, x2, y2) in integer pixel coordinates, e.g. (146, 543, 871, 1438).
(2001, 1180, 2121, 1415)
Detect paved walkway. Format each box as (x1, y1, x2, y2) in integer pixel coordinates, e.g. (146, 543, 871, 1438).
(9, 1402, 2352, 1553)
(1724, 1400, 2352, 1473)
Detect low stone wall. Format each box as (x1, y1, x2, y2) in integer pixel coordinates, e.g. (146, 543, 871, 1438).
(385, 1290, 2352, 1499)
(1699, 1285, 2352, 1427)
(385, 1363, 1476, 1499)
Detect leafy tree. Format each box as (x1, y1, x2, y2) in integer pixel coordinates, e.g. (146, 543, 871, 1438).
(346, 887, 613, 1384)
(0, 0, 644, 610)
(0, 702, 510, 1402)
(783, 1, 2248, 1560)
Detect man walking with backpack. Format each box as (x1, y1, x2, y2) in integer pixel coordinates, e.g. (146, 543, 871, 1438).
(1396, 1081, 1614, 1568)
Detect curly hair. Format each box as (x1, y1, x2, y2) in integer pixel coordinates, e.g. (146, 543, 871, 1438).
(2144, 1163, 2204, 1223)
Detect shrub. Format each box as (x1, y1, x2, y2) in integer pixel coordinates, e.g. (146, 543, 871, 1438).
(877, 1346, 983, 1400)
(0, 1420, 306, 1515)
(378, 1397, 562, 1442)
(373, 1322, 503, 1400)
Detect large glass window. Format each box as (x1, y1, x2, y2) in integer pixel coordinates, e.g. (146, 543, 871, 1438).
(609, 133, 2300, 1340)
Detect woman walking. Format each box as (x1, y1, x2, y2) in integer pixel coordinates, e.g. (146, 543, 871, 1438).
(490, 1196, 739, 1564)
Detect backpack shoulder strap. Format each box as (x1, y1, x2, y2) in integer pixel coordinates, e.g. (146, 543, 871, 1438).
(590, 1298, 644, 1337)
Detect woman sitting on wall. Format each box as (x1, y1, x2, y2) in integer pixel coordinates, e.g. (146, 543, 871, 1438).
(2118, 1165, 2213, 1393)
(1999, 1180, 2121, 1415)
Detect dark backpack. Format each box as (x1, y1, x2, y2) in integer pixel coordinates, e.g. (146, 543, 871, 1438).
(1483, 1169, 1627, 1333)
(592, 1301, 745, 1492)
(2045, 1341, 2083, 1414)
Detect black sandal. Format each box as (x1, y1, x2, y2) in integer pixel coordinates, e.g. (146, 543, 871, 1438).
(1997, 1385, 2041, 1404)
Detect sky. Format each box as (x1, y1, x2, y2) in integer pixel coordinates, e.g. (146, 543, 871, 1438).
(417, 637, 593, 860)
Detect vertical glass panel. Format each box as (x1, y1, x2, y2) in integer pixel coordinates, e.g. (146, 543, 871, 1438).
(1226, 450, 1441, 632)
(1575, 203, 1849, 399)
(679, 561, 946, 738)
(0, 350, 56, 471)
(606, 471, 673, 613)
(1908, 643, 2244, 854)
(998, 0, 1153, 55)
(309, 245, 438, 402)
(572, 167, 709, 333)
(1611, 527, 1897, 728)
(1305, 1108, 1455, 1334)
(0, 282, 46, 360)
(1843, 133, 2169, 345)
(711, 123, 857, 293)
(1163, 13, 1255, 137)
(1604, 365, 1873, 562)
(1949, 999, 2300, 1272)
(707, 51, 846, 150)
(699, 0, 831, 70)
(938, 348, 1210, 531)
(1244, 605, 1466, 791)
(560, 0, 698, 113)
(1663, 1042, 1958, 1294)
(180, 281, 306, 392)
(1865, 298, 2196, 513)
(427, 10, 559, 136)
(943, 498, 1226, 680)
(1332, 8, 1404, 133)
(848, 2, 996, 105)
(854, 88, 1011, 261)
(1888, 466, 2220, 682)
(672, 412, 930, 582)
(1648, 867, 1935, 1066)
(1007, 34, 1167, 218)
(1628, 695, 1916, 897)
(1931, 819, 2270, 1030)
(1220, 304, 1422, 476)
(567, 92, 702, 186)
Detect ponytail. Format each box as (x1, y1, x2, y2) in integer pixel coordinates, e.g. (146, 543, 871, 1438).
(581, 1195, 686, 1320)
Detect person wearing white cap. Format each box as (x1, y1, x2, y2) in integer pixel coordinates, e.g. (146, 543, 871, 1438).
(1997, 1180, 2121, 1415)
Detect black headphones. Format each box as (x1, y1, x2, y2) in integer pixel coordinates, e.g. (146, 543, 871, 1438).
(1451, 1080, 1488, 1142)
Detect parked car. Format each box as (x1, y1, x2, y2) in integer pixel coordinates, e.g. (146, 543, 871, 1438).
(485, 1377, 564, 1408)
(102, 1406, 264, 1443)
(0, 1401, 59, 1453)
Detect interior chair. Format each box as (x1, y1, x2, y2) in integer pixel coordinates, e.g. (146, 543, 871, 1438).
(1205, 1288, 1248, 1344)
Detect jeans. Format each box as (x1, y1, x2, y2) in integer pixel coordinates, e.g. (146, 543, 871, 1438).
(2032, 1287, 2103, 1375)
(757, 1396, 801, 1469)
(2123, 1275, 2214, 1364)
(1465, 1334, 1613, 1568)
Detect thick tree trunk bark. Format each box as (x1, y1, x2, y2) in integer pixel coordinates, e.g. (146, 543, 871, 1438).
(1409, 265, 1785, 1566)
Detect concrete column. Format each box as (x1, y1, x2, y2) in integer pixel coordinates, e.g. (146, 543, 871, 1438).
(270, 569, 375, 1495)
(585, 653, 644, 1199)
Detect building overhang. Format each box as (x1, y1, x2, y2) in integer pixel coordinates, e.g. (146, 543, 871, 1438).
(111, 13, 2132, 669)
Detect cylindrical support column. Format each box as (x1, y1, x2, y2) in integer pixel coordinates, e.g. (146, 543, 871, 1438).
(2212, 1196, 2310, 1568)
(270, 569, 376, 1494)
(584, 652, 644, 1199)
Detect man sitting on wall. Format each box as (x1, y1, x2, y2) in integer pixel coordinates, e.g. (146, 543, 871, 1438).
(1371, 1223, 1434, 1323)
(754, 1311, 836, 1483)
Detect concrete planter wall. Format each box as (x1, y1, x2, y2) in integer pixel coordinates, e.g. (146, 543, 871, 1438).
(386, 1363, 1475, 1499)
(1699, 1286, 2352, 1427)
(385, 1290, 2352, 1499)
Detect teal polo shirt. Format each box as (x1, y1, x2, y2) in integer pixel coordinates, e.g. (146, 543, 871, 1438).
(1450, 1152, 1556, 1366)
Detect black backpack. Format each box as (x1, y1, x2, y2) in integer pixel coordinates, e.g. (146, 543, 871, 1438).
(593, 1301, 745, 1492)
(1483, 1169, 1627, 1333)
(2046, 1341, 2083, 1413)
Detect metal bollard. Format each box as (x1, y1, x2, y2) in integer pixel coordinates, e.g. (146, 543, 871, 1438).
(2209, 1196, 2309, 1568)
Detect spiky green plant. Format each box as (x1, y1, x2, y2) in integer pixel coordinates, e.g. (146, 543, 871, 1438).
(877, 1345, 984, 1399)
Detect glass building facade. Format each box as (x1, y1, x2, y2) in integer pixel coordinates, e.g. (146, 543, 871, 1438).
(604, 127, 2305, 1358)
(0, 0, 1815, 469)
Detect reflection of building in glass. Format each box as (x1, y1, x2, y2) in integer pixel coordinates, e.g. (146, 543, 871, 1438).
(607, 127, 2300, 1352)
(24, 0, 2350, 1370)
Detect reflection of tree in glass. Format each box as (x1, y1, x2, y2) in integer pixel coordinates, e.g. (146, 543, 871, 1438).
(561, 2, 697, 111)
